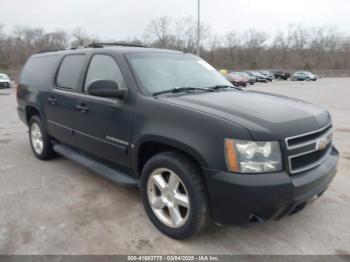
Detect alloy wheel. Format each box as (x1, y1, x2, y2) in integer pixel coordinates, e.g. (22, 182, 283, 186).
(147, 168, 190, 228)
(30, 122, 44, 155)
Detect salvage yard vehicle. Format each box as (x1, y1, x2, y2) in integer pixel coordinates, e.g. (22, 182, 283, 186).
(227, 72, 249, 87)
(291, 71, 318, 81)
(239, 72, 256, 85)
(272, 70, 291, 80)
(259, 70, 275, 81)
(247, 71, 269, 82)
(17, 44, 338, 239)
(0, 73, 12, 88)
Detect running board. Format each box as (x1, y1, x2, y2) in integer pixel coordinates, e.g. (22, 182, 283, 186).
(53, 144, 139, 187)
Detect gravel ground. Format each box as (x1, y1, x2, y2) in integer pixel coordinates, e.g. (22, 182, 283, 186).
(0, 78, 349, 255)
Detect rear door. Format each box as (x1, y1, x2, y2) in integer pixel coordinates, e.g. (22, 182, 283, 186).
(74, 54, 133, 166)
(44, 54, 86, 147)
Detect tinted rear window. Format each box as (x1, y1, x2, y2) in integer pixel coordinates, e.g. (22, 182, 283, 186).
(56, 54, 86, 90)
(20, 55, 59, 86)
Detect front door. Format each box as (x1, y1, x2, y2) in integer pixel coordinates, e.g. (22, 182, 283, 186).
(74, 54, 132, 167)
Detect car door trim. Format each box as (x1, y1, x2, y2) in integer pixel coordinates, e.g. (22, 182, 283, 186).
(48, 119, 127, 152)
(75, 129, 127, 152)
(53, 88, 123, 105)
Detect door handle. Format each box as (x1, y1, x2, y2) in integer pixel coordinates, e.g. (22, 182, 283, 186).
(76, 103, 89, 113)
(47, 97, 57, 105)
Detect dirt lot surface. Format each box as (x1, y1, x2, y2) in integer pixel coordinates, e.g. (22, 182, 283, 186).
(0, 78, 349, 255)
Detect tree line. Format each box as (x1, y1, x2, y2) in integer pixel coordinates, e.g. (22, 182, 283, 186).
(1, 17, 350, 74)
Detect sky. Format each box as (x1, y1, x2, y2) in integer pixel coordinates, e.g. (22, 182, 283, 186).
(1, 0, 349, 39)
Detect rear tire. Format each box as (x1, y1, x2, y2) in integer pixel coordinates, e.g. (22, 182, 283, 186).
(140, 151, 209, 239)
(29, 116, 56, 160)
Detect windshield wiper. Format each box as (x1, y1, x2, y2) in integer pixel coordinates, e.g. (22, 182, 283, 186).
(208, 85, 242, 91)
(152, 87, 215, 96)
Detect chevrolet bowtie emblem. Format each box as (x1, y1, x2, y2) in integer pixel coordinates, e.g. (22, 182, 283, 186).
(318, 135, 331, 150)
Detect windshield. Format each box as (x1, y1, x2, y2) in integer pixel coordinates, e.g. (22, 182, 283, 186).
(0, 74, 9, 79)
(252, 71, 263, 77)
(126, 53, 232, 94)
(229, 73, 242, 78)
(239, 72, 249, 77)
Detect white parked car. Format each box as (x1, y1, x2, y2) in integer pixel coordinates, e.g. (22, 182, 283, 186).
(291, 71, 318, 81)
(0, 73, 12, 88)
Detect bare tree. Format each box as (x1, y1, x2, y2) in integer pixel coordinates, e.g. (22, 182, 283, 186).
(144, 16, 210, 52)
(70, 27, 99, 48)
(224, 31, 241, 68)
(1, 20, 350, 74)
(174, 17, 197, 52)
(241, 29, 268, 68)
(144, 17, 173, 48)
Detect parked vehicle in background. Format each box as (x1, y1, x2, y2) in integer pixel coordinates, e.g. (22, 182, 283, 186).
(291, 71, 318, 81)
(239, 72, 255, 85)
(0, 73, 12, 88)
(227, 72, 249, 87)
(272, 70, 291, 80)
(17, 44, 338, 240)
(259, 71, 275, 81)
(219, 69, 228, 76)
(247, 71, 269, 83)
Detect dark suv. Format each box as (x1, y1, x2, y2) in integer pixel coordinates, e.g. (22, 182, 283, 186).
(17, 44, 338, 239)
(272, 70, 291, 80)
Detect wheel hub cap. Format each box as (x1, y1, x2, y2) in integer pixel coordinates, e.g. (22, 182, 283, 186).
(163, 189, 174, 203)
(30, 123, 44, 154)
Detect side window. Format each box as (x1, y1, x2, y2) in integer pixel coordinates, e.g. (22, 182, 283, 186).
(20, 55, 59, 86)
(56, 54, 86, 90)
(84, 55, 126, 91)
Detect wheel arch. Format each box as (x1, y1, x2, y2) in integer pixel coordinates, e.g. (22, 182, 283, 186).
(135, 136, 208, 176)
(25, 105, 42, 123)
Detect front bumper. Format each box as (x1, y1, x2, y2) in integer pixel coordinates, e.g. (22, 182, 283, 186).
(203, 146, 338, 225)
(256, 78, 268, 82)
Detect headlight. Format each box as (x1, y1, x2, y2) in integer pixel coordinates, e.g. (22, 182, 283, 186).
(224, 139, 282, 173)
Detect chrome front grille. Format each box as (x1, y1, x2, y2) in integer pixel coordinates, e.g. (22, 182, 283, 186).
(0, 82, 9, 88)
(285, 124, 333, 175)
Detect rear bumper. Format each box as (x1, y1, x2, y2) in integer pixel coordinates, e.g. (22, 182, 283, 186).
(203, 146, 338, 225)
(17, 107, 27, 124)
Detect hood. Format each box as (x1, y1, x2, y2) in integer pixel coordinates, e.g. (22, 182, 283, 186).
(159, 90, 331, 140)
(254, 74, 266, 79)
(0, 79, 10, 83)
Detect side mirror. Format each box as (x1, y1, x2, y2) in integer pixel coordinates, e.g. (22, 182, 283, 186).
(87, 80, 127, 99)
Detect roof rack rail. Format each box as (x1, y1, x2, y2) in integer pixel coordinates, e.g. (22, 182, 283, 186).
(86, 42, 148, 48)
(37, 48, 66, 54)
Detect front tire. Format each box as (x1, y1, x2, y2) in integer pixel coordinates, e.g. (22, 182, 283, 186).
(140, 151, 209, 239)
(29, 116, 56, 160)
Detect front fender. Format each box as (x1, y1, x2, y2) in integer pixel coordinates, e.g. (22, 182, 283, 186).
(131, 95, 252, 173)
